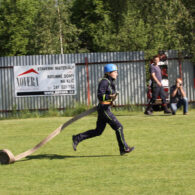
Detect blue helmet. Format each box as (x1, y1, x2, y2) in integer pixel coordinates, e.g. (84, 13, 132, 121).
(104, 64, 117, 74)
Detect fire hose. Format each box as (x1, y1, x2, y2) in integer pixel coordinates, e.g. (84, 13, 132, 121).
(0, 106, 97, 165)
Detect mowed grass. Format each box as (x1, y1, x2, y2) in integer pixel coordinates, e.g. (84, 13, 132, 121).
(0, 110, 195, 195)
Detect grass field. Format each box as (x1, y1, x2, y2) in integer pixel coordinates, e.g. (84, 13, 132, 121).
(0, 109, 195, 195)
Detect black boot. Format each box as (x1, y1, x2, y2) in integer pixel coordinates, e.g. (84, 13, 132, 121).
(144, 104, 153, 115)
(72, 135, 79, 151)
(163, 104, 171, 114)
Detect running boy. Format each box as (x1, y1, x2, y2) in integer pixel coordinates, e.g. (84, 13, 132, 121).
(72, 64, 134, 155)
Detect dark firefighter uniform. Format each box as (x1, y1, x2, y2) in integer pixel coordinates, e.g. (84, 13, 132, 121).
(72, 74, 133, 155)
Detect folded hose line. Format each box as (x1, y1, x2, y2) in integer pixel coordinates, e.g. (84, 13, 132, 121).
(0, 106, 97, 165)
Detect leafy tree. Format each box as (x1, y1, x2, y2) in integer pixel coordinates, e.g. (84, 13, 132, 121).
(0, 0, 39, 56)
(103, 0, 128, 34)
(0, 0, 80, 56)
(71, 0, 135, 52)
(181, 0, 195, 17)
(28, 0, 80, 54)
(0, 0, 194, 59)
(106, 4, 148, 52)
(71, 0, 112, 52)
(129, 0, 194, 59)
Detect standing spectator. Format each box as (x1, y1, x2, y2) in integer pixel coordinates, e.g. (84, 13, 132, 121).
(145, 55, 171, 115)
(170, 78, 188, 115)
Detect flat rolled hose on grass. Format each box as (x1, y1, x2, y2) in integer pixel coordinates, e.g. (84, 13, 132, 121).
(0, 106, 97, 165)
(0, 149, 15, 164)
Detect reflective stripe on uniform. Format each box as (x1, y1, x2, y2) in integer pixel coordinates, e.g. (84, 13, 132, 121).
(104, 110, 112, 121)
(100, 101, 112, 105)
(103, 94, 106, 101)
(117, 127, 126, 150)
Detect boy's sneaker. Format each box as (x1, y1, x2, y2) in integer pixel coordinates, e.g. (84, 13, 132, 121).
(72, 135, 79, 151)
(120, 146, 135, 156)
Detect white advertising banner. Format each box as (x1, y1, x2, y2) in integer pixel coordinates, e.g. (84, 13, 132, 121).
(14, 64, 76, 97)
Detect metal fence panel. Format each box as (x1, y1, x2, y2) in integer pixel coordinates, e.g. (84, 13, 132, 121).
(0, 50, 194, 118)
(167, 50, 195, 102)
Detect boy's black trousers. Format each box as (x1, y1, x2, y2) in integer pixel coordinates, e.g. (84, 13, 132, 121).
(76, 104, 129, 152)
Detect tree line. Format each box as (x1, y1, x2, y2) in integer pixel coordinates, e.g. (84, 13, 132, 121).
(0, 0, 194, 60)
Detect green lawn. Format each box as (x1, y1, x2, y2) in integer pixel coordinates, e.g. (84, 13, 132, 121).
(0, 110, 195, 195)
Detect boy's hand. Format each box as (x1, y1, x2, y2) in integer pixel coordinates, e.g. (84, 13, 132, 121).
(109, 94, 117, 101)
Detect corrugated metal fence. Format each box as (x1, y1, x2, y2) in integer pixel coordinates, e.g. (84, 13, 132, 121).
(0, 50, 194, 118)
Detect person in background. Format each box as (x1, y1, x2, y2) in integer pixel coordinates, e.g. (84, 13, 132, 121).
(145, 55, 171, 115)
(72, 64, 134, 155)
(170, 78, 188, 115)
